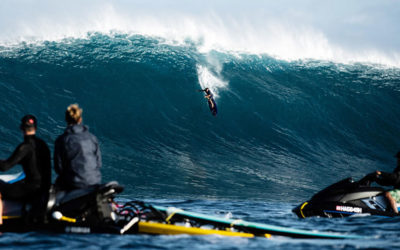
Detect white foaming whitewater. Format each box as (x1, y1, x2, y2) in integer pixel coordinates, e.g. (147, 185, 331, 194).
(196, 65, 228, 99)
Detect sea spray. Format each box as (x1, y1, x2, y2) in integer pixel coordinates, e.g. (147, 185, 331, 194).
(196, 65, 228, 98)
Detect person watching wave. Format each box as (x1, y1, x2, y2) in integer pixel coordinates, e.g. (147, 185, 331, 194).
(54, 104, 102, 191)
(359, 151, 400, 213)
(0, 115, 51, 224)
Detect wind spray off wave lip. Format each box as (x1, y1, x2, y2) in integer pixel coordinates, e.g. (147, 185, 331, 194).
(0, 0, 400, 67)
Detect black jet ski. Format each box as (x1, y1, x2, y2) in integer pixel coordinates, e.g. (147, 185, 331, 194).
(293, 177, 400, 218)
(0, 172, 126, 234)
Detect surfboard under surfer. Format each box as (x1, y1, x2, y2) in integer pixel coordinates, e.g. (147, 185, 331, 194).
(199, 88, 217, 116)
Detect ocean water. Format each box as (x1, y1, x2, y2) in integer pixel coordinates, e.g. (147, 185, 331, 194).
(1, 1, 400, 249)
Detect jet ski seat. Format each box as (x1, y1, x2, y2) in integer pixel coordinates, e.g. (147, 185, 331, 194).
(53, 182, 124, 207)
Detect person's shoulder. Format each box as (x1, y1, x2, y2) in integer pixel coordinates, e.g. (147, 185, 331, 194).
(55, 133, 64, 141)
(17, 141, 29, 151)
(17, 140, 35, 153)
(82, 125, 98, 138)
(35, 136, 47, 144)
(55, 131, 69, 146)
(88, 131, 99, 143)
(35, 136, 50, 148)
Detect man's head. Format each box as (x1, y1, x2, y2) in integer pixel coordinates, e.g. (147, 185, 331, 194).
(20, 114, 37, 135)
(65, 104, 83, 125)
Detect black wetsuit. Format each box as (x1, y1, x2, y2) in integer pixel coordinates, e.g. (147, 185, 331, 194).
(360, 164, 400, 188)
(205, 90, 217, 116)
(0, 135, 51, 200)
(376, 165, 400, 188)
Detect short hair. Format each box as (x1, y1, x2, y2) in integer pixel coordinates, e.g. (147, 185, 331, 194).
(65, 104, 83, 124)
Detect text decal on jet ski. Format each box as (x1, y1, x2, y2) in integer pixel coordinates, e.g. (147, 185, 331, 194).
(65, 226, 91, 233)
(336, 206, 362, 213)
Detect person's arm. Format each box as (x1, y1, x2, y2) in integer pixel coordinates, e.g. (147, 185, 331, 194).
(0, 144, 29, 172)
(54, 137, 63, 174)
(376, 171, 400, 187)
(94, 137, 102, 169)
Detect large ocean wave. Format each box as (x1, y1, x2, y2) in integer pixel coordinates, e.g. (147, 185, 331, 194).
(0, 33, 399, 201)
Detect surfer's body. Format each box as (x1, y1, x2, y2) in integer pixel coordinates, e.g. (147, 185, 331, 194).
(200, 88, 218, 116)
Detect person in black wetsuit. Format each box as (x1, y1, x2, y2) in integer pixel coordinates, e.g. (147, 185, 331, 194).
(359, 151, 400, 213)
(0, 115, 51, 223)
(54, 104, 102, 191)
(200, 88, 218, 116)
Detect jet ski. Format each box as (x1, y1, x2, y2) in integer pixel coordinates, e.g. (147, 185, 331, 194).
(0, 173, 364, 239)
(293, 177, 400, 218)
(0, 174, 125, 234)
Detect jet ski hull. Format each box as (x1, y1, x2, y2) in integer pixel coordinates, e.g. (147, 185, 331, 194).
(293, 177, 399, 218)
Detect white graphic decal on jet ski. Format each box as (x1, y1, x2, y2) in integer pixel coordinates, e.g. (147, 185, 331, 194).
(336, 206, 362, 213)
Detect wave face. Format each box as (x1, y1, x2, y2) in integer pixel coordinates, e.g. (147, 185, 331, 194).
(0, 34, 400, 201)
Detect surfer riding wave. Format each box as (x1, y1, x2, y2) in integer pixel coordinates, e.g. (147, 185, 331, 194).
(199, 88, 218, 116)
